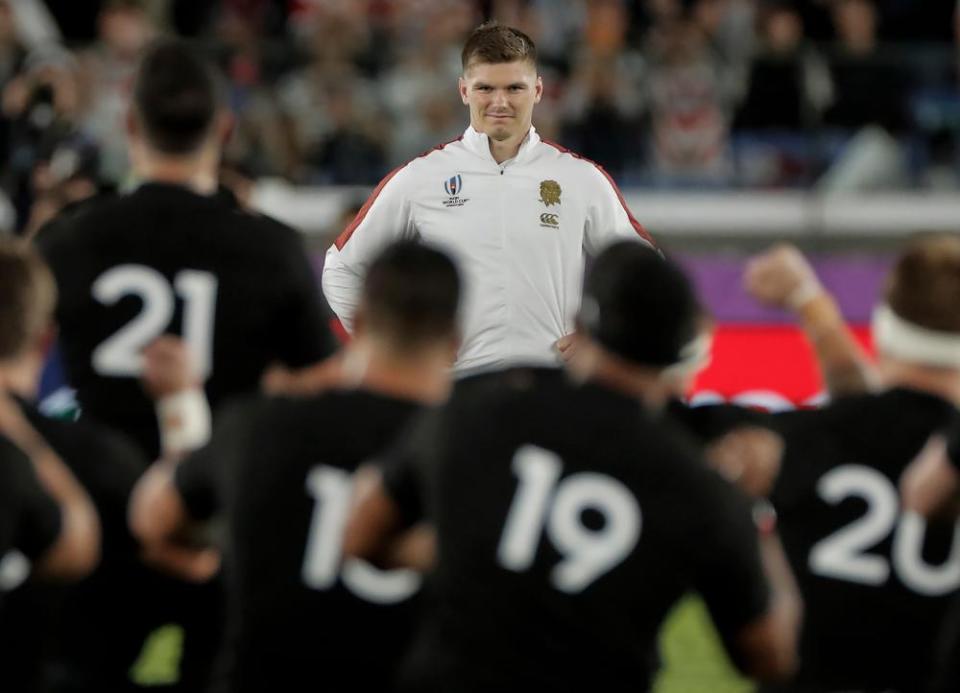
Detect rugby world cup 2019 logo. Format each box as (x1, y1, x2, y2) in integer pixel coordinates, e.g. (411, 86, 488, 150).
(444, 175, 462, 196)
(442, 174, 468, 208)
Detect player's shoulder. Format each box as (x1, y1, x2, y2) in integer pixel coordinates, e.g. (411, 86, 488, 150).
(0, 433, 26, 468)
(668, 400, 774, 444)
(535, 138, 610, 178)
(397, 134, 468, 177)
(23, 403, 146, 492)
(777, 387, 952, 442)
(0, 433, 34, 497)
(33, 190, 121, 252)
(222, 389, 423, 445)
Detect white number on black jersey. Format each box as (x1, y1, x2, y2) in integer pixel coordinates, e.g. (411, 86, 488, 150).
(302, 465, 420, 604)
(497, 445, 641, 594)
(809, 464, 960, 595)
(91, 265, 218, 378)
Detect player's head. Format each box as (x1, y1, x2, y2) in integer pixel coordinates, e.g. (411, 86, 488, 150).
(873, 233, 960, 374)
(129, 39, 227, 157)
(459, 22, 542, 144)
(0, 240, 56, 368)
(575, 241, 710, 395)
(356, 240, 461, 357)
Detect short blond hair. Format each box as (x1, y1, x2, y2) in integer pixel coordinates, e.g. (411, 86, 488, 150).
(885, 233, 960, 333)
(461, 22, 537, 72)
(0, 240, 56, 360)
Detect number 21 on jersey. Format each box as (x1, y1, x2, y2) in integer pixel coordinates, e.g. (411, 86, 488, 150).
(302, 465, 420, 604)
(497, 445, 642, 594)
(92, 264, 218, 378)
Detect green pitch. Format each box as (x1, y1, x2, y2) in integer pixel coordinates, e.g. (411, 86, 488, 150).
(129, 594, 755, 690)
(654, 595, 755, 693)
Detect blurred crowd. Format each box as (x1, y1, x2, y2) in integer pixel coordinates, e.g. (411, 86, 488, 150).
(2, 0, 960, 235)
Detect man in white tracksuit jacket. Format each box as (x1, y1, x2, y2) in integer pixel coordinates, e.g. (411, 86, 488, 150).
(322, 22, 655, 375)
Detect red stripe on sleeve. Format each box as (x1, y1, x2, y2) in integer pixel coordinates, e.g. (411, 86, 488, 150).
(334, 165, 407, 250)
(334, 135, 464, 251)
(329, 316, 350, 344)
(541, 139, 656, 248)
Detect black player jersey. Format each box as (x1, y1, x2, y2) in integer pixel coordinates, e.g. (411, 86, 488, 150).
(174, 389, 425, 693)
(0, 434, 61, 598)
(0, 400, 148, 692)
(767, 388, 960, 693)
(381, 368, 769, 693)
(666, 399, 773, 444)
(35, 182, 335, 458)
(945, 416, 960, 472)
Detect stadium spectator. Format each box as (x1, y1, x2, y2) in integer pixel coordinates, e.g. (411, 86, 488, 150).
(2, 47, 82, 231)
(76, 0, 158, 184)
(0, 0, 28, 170)
(323, 22, 655, 376)
(560, 0, 645, 178)
(822, 0, 907, 134)
(642, 10, 735, 184)
(734, 3, 822, 131)
(130, 240, 461, 693)
(274, 11, 383, 182)
(346, 241, 800, 692)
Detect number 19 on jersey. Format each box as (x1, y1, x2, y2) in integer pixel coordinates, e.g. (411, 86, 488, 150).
(497, 445, 641, 594)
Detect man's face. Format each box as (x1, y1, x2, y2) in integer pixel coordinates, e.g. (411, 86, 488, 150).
(459, 59, 542, 142)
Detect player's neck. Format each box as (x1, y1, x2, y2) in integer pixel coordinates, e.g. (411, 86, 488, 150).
(484, 128, 529, 164)
(570, 344, 670, 408)
(0, 356, 39, 401)
(880, 359, 960, 405)
(342, 343, 451, 405)
(133, 148, 219, 196)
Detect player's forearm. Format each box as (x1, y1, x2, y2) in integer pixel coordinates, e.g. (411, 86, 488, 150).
(321, 250, 362, 334)
(155, 389, 212, 460)
(797, 293, 878, 397)
(901, 434, 960, 519)
(382, 524, 436, 572)
(31, 448, 101, 580)
(740, 531, 802, 682)
(128, 461, 190, 546)
(343, 471, 417, 569)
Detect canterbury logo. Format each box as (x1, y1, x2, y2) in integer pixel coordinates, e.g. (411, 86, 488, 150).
(540, 213, 559, 227)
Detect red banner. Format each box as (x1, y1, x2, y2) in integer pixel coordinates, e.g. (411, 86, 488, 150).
(690, 325, 874, 409)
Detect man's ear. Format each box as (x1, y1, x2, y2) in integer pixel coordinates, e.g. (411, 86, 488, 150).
(35, 322, 58, 361)
(458, 77, 469, 105)
(216, 109, 235, 148)
(352, 305, 367, 340)
(126, 108, 139, 139)
(447, 329, 462, 364)
(534, 75, 543, 104)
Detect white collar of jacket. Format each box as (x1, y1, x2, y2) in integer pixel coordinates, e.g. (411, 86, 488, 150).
(462, 125, 541, 166)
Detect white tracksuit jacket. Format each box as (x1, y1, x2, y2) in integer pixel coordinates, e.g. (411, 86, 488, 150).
(322, 125, 655, 375)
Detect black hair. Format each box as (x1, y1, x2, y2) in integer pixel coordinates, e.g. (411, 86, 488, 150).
(363, 241, 461, 352)
(580, 242, 701, 367)
(133, 39, 221, 154)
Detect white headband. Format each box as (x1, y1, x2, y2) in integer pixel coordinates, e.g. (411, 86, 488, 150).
(662, 331, 713, 379)
(872, 304, 960, 369)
